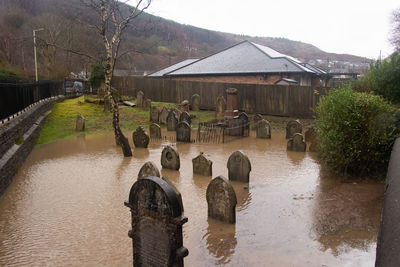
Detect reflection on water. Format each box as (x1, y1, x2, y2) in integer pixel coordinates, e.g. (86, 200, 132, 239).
(0, 131, 383, 266)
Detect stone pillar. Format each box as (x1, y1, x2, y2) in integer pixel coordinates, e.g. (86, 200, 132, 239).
(225, 88, 239, 118)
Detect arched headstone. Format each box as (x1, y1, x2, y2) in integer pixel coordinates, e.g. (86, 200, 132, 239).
(137, 161, 160, 179)
(132, 126, 150, 148)
(149, 123, 161, 139)
(256, 119, 271, 139)
(227, 150, 251, 182)
(159, 106, 169, 124)
(136, 91, 144, 107)
(167, 110, 178, 131)
(176, 121, 191, 142)
(76, 114, 85, 131)
(150, 106, 159, 123)
(287, 133, 306, 152)
(238, 112, 250, 137)
(206, 175, 237, 224)
(125, 177, 188, 267)
(191, 94, 200, 111)
(192, 152, 213, 176)
(179, 111, 191, 125)
(161, 145, 180, 170)
(252, 114, 263, 130)
(215, 96, 226, 120)
(286, 120, 302, 139)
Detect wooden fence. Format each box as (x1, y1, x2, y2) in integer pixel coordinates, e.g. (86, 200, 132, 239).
(112, 77, 328, 118)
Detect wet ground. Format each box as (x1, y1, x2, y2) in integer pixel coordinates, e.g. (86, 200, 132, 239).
(0, 131, 383, 266)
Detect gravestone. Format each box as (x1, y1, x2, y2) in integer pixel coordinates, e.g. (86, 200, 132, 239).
(150, 106, 159, 123)
(252, 114, 263, 130)
(192, 152, 213, 176)
(162, 176, 184, 212)
(227, 150, 251, 183)
(125, 177, 188, 267)
(149, 123, 161, 139)
(179, 111, 191, 125)
(227, 117, 242, 136)
(161, 145, 180, 170)
(76, 114, 85, 131)
(286, 120, 302, 139)
(225, 88, 239, 118)
(191, 94, 200, 111)
(287, 133, 306, 152)
(180, 100, 190, 112)
(167, 110, 179, 131)
(176, 121, 191, 142)
(159, 106, 169, 124)
(256, 119, 271, 139)
(238, 112, 250, 137)
(305, 126, 316, 142)
(215, 96, 226, 120)
(132, 126, 150, 148)
(143, 99, 152, 111)
(136, 91, 144, 107)
(206, 175, 237, 224)
(137, 161, 160, 179)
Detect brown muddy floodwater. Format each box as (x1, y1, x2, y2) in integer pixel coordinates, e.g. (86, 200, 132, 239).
(0, 131, 384, 266)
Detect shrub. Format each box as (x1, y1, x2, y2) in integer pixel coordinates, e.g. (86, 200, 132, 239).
(0, 67, 21, 81)
(315, 86, 400, 177)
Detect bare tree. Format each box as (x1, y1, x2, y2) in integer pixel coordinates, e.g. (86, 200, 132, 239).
(83, 0, 151, 157)
(391, 8, 400, 52)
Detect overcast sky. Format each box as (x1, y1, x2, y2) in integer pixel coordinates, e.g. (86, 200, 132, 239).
(141, 0, 399, 59)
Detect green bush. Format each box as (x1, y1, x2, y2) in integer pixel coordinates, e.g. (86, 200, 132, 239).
(0, 67, 21, 81)
(315, 86, 400, 177)
(89, 63, 105, 89)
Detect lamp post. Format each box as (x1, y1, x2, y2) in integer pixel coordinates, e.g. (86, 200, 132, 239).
(33, 28, 44, 82)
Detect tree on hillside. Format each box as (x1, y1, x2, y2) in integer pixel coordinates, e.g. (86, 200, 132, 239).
(391, 8, 400, 51)
(83, 0, 151, 157)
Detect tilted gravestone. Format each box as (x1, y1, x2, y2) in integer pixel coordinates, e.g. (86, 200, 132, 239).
(286, 120, 302, 139)
(143, 99, 152, 111)
(256, 119, 271, 139)
(167, 110, 179, 131)
(180, 100, 190, 112)
(76, 114, 85, 131)
(206, 175, 237, 224)
(137, 161, 161, 179)
(179, 111, 191, 125)
(132, 126, 150, 148)
(176, 121, 191, 143)
(252, 114, 263, 130)
(238, 112, 250, 137)
(227, 150, 251, 183)
(136, 90, 144, 107)
(159, 106, 169, 124)
(215, 96, 226, 120)
(125, 177, 188, 267)
(287, 133, 306, 152)
(191, 94, 200, 111)
(149, 123, 161, 139)
(192, 152, 213, 176)
(150, 106, 159, 123)
(161, 145, 180, 170)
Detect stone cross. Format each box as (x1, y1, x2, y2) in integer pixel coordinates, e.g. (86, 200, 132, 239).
(132, 126, 150, 148)
(190, 94, 200, 111)
(125, 177, 188, 267)
(192, 152, 213, 176)
(176, 121, 191, 143)
(206, 175, 237, 224)
(136, 90, 144, 107)
(286, 120, 302, 139)
(137, 161, 160, 179)
(159, 106, 169, 124)
(287, 133, 306, 152)
(161, 145, 180, 170)
(149, 123, 161, 139)
(215, 95, 226, 120)
(75, 114, 85, 131)
(179, 111, 191, 125)
(150, 106, 159, 123)
(256, 119, 271, 139)
(167, 110, 179, 131)
(227, 150, 251, 183)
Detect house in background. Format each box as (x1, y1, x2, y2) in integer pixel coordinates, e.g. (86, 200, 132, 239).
(148, 40, 330, 87)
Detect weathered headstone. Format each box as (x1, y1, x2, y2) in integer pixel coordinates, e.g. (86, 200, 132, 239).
(227, 150, 251, 183)
(162, 176, 184, 212)
(132, 126, 150, 148)
(179, 111, 191, 125)
(161, 145, 180, 170)
(137, 161, 160, 179)
(287, 133, 306, 152)
(252, 114, 263, 130)
(149, 123, 161, 139)
(191, 94, 200, 111)
(227, 117, 243, 136)
(180, 100, 190, 112)
(167, 110, 179, 131)
(256, 119, 271, 139)
(192, 152, 213, 176)
(305, 126, 316, 142)
(159, 106, 169, 124)
(150, 105, 159, 122)
(206, 175, 237, 224)
(286, 120, 302, 139)
(215, 96, 226, 120)
(238, 112, 250, 137)
(136, 90, 144, 107)
(125, 177, 188, 267)
(143, 99, 152, 111)
(75, 114, 85, 131)
(176, 121, 191, 142)
(225, 88, 239, 118)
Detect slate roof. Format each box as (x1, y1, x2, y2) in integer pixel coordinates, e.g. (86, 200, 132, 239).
(165, 41, 323, 76)
(147, 59, 199, 77)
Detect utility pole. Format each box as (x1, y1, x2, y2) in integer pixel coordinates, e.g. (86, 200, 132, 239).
(33, 28, 44, 82)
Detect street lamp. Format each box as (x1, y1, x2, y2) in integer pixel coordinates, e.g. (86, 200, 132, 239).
(33, 28, 44, 82)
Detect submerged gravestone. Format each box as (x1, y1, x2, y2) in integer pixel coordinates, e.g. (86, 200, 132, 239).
(256, 119, 271, 139)
(227, 117, 243, 136)
(309, 141, 318, 152)
(179, 111, 191, 125)
(192, 152, 213, 176)
(252, 114, 263, 130)
(161, 145, 180, 170)
(125, 177, 188, 267)
(238, 112, 250, 137)
(150, 123, 161, 139)
(137, 161, 160, 179)
(75, 114, 85, 131)
(176, 121, 191, 142)
(167, 110, 179, 131)
(286, 120, 302, 139)
(191, 94, 200, 111)
(136, 91, 144, 107)
(159, 106, 169, 124)
(287, 133, 306, 152)
(206, 175, 237, 224)
(305, 126, 316, 142)
(227, 150, 251, 183)
(132, 126, 150, 148)
(150, 106, 159, 123)
(216, 96, 226, 120)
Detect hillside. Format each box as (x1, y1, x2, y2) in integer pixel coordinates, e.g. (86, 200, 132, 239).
(0, 0, 370, 79)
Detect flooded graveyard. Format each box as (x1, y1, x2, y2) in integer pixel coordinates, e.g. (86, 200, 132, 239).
(0, 131, 383, 266)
